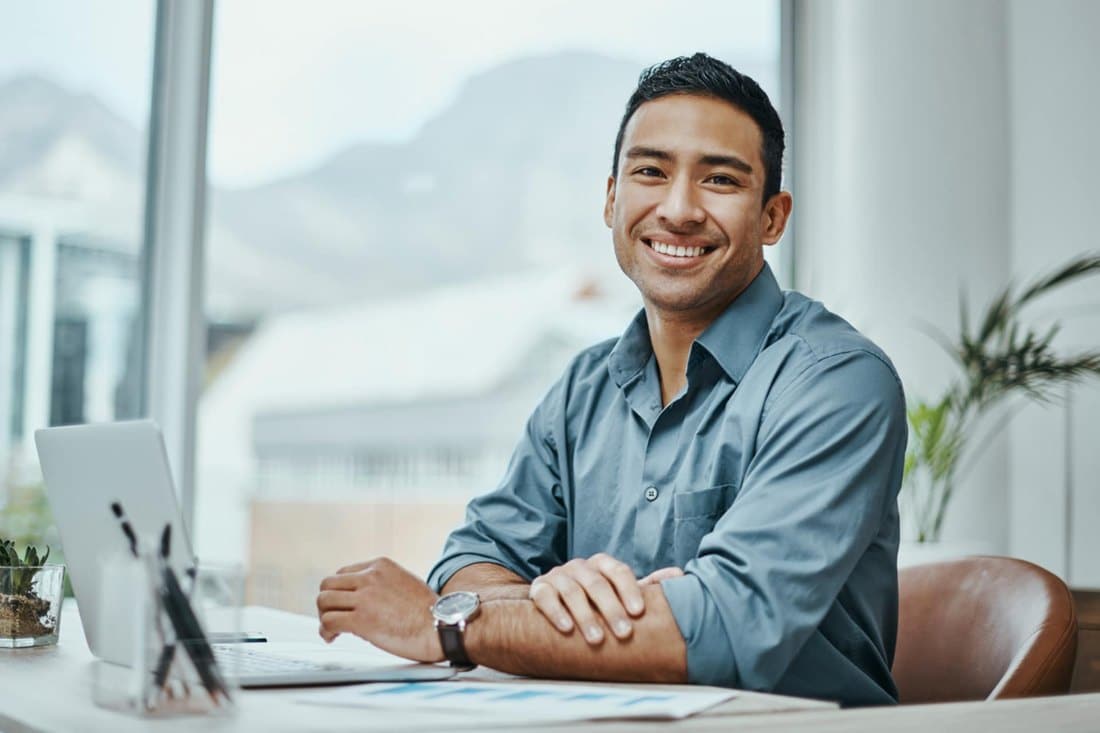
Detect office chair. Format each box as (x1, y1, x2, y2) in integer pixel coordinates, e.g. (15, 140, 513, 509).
(893, 555, 1078, 703)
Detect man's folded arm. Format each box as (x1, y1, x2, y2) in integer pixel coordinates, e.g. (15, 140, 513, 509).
(660, 351, 906, 692)
(466, 585, 687, 683)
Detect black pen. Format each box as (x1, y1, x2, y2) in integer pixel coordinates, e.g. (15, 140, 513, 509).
(112, 502, 166, 708)
(158, 559, 230, 703)
(152, 524, 177, 694)
(110, 501, 139, 557)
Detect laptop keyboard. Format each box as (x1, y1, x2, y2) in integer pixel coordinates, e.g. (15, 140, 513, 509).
(213, 645, 341, 676)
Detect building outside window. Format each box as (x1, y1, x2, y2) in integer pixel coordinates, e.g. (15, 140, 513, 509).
(0, 1, 155, 556)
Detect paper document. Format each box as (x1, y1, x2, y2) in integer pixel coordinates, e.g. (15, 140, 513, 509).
(299, 680, 735, 721)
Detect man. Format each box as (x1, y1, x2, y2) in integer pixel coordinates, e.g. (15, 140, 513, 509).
(316, 53, 906, 707)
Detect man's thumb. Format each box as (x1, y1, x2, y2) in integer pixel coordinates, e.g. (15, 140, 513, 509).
(639, 566, 685, 585)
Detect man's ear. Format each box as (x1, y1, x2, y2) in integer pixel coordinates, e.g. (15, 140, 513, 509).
(761, 191, 793, 245)
(603, 175, 616, 228)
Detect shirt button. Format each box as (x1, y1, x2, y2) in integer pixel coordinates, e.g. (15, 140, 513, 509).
(644, 486, 659, 502)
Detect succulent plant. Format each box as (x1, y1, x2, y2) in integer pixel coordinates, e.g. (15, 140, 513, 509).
(0, 538, 50, 597)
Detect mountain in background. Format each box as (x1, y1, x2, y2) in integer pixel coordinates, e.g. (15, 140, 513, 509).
(0, 51, 774, 319)
(208, 51, 642, 317)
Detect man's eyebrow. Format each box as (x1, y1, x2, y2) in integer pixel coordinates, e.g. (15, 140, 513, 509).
(624, 146, 673, 161)
(624, 146, 754, 175)
(699, 154, 754, 175)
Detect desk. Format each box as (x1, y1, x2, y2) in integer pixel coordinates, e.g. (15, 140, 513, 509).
(1, 603, 1099, 732)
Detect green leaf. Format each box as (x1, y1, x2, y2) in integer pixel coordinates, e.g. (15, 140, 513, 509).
(1016, 254, 1100, 307)
(0, 538, 53, 594)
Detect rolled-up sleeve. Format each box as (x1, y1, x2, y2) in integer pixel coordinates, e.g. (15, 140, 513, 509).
(426, 389, 568, 592)
(660, 350, 906, 690)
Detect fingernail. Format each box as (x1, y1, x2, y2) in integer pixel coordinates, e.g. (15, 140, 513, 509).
(616, 620, 632, 636)
(557, 616, 573, 631)
(586, 626, 603, 642)
(628, 600, 644, 614)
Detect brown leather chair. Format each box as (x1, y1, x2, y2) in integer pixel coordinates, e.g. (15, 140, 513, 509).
(893, 556, 1078, 703)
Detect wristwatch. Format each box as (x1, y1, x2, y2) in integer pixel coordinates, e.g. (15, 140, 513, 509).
(431, 591, 480, 670)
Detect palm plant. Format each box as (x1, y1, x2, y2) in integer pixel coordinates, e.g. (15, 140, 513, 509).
(904, 253, 1100, 542)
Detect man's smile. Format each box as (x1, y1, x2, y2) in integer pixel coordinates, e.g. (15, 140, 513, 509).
(641, 237, 718, 267)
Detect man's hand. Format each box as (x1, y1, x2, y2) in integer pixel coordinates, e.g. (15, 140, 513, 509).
(316, 557, 444, 663)
(528, 553, 683, 645)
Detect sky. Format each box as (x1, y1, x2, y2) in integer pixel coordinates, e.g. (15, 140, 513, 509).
(1, 0, 779, 188)
(0, 0, 155, 125)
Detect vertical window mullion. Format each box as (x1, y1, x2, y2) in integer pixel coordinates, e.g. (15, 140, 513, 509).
(141, 0, 215, 535)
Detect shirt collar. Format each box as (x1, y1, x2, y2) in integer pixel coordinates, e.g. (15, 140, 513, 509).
(608, 262, 784, 389)
(695, 262, 784, 384)
(608, 308, 652, 388)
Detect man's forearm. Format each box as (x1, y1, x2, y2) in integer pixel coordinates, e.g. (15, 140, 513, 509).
(465, 584, 688, 683)
(441, 562, 530, 601)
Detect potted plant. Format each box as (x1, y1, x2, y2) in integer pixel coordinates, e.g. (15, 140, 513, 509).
(902, 254, 1100, 557)
(0, 538, 65, 647)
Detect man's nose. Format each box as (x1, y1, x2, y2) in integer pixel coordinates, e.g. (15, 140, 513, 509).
(655, 176, 705, 228)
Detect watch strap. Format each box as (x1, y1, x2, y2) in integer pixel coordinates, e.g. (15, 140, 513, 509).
(436, 620, 475, 670)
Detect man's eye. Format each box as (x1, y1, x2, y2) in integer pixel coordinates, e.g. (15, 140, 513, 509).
(707, 174, 739, 186)
(634, 167, 664, 178)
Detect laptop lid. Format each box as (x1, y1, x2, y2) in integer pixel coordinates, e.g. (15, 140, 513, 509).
(35, 419, 196, 664)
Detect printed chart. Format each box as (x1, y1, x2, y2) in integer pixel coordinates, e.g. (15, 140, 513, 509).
(300, 680, 736, 721)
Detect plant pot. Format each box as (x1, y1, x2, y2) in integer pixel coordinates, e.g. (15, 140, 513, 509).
(0, 564, 65, 648)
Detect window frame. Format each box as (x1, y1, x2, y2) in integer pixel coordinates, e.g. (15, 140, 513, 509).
(140, 0, 215, 534)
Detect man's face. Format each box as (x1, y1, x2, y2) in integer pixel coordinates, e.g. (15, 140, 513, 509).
(604, 93, 787, 319)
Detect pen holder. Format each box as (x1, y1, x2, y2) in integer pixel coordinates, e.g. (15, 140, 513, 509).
(92, 551, 242, 717)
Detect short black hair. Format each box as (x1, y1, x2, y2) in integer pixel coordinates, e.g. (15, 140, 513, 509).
(611, 53, 785, 202)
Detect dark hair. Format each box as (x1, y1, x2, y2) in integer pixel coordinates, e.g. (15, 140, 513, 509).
(611, 53, 785, 202)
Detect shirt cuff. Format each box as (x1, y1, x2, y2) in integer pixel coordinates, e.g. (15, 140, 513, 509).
(661, 572, 740, 688)
(426, 554, 520, 593)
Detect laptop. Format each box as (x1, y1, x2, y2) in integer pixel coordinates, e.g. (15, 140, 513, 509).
(35, 419, 455, 687)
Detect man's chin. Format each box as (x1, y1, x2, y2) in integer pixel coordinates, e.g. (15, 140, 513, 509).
(639, 287, 727, 317)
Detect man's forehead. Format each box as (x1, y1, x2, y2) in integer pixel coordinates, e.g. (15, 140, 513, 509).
(622, 93, 763, 166)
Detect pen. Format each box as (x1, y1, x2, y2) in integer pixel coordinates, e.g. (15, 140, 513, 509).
(152, 524, 177, 695)
(111, 501, 164, 709)
(159, 558, 230, 704)
(110, 501, 139, 557)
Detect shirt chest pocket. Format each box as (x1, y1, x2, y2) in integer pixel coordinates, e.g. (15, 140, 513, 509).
(672, 484, 735, 565)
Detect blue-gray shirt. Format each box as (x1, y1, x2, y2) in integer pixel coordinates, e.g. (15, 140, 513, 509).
(427, 264, 906, 706)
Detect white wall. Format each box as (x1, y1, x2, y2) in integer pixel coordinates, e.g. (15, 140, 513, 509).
(793, 0, 1100, 583)
(1007, 0, 1100, 586)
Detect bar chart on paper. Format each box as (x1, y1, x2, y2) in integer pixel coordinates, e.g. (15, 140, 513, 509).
(298, 681, 736, 721)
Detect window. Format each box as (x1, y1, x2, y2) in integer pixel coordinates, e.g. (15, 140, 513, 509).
(198, 0, 783, 612)
(0, 2, 156, 553)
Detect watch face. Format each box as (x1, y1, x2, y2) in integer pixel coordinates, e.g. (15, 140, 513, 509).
(433, 591, 479, 624)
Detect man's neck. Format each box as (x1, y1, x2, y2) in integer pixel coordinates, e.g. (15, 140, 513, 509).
(647, 297, 735, 406)
(646, 268, 762, 406)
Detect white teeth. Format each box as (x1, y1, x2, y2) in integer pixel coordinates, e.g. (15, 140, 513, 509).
(648, 240, 705, 258)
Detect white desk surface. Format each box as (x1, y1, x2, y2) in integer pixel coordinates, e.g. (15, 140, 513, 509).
(0, 601, 1097, 732)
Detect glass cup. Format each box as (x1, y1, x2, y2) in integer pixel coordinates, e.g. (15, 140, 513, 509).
(92, 551, 241, 717)
(0, 563, 65, 648)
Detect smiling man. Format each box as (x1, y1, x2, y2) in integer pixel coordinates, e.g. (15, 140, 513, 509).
(316, 54, 907, 707)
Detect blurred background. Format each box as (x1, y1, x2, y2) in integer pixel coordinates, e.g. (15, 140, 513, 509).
(0, 0, 1097, 617)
